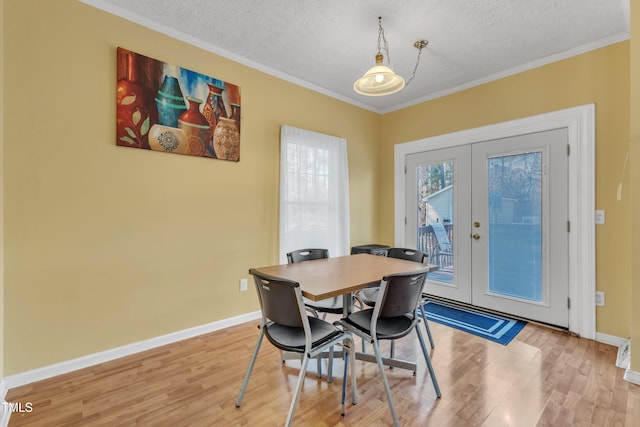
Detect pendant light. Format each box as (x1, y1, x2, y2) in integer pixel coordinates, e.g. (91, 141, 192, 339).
(353, 17, 428, 97)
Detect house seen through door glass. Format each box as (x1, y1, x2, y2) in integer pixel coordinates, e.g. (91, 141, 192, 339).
(416, 160, 454, 284)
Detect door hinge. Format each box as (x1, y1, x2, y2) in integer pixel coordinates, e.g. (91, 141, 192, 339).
(568, 297, 571, 309)
(404, 165, 407, 174)
(567, 221, 571, 232)
(404, 217, 407, 225)
(567, 144, 571, 156)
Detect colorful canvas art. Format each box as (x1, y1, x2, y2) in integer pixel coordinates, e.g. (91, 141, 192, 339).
(116, 47, 241, 161)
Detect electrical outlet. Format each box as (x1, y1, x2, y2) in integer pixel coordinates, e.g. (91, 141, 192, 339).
(595, 291, 605, 307)
(240, 278, 248, 292)
(595, 210, 606, 224)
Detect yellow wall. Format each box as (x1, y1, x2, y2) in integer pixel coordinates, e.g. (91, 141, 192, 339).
(1, 0, 635, 376)
(2, 0, 379, 374)
(630, 0, 640, 371)
(378, 43, 631, 338)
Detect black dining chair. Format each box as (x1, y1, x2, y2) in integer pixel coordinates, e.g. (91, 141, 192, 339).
(355, 247, 435, 352)
(286, 249, 345, 318)
(335, 269, 441, 427)
(237, 269, 357, 427)
(286, 248, 358, 378)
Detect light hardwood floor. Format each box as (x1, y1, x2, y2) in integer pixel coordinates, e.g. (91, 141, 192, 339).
(6, 317, 640, 426)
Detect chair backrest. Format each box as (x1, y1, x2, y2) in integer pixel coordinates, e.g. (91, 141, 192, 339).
(249, 269, 304, 327)
(387, 247, 427, 263)
(286, 248, 329, 264)
(377, 269, 429, 318)
(430, 223, 451, 252)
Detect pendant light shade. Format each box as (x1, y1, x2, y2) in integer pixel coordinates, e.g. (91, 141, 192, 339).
(353, 53, 405, 96)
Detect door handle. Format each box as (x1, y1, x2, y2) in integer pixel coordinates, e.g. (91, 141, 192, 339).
(472, 233, 480, 240)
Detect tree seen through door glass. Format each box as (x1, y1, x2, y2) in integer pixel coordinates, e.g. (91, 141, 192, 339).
(488, 152, 542, 302)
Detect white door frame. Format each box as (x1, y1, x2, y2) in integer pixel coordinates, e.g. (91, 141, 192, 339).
(394, 104, 595, 339)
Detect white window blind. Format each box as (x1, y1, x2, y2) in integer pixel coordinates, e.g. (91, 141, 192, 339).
(279, 125, 350, 264)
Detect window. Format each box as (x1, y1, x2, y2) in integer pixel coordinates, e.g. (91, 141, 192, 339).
(279, 126, 350, 263)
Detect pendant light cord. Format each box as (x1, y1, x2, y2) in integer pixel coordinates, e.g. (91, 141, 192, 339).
(377, 17, 391, 64)
(377, 17, 427, 87)
(405, 45, 425, 87)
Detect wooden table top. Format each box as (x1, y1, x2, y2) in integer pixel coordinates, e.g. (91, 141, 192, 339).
(251, 253, 430, 301)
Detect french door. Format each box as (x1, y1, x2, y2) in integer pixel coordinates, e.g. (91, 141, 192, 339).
(406, 129, 569, 327)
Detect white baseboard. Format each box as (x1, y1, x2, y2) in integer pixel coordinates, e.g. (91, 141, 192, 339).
(0, 409, 9, 427)
(616, 340, 631, 369)
(595, 332, 628, 348)
(595, 333, 631, 370)
(596, 334, 640, 385)
(3, 311, 261, 390)
(0, 379, 8, 427)
(617, 341, 640, 386)
(624, 368, 640, 385)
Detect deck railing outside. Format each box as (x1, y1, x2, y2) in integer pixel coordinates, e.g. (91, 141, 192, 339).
(418, 223, 453, 268)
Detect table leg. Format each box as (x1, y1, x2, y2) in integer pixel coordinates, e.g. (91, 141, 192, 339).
(343, 291, 352, 316)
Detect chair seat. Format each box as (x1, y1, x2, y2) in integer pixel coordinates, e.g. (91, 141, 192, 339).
(343, 309, 417, 341)
(264, 317, 344, 352)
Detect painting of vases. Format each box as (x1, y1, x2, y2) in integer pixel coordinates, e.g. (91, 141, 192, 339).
(116, 47, 241, 162)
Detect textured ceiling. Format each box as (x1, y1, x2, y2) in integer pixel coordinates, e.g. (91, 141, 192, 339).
(83, 0, 629, 113)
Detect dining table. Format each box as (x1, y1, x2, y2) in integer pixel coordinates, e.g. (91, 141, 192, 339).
(250, 253, 435, 371)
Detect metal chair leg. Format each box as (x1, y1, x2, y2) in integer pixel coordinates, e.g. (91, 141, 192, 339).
(327, 345, 334, 383)
(285, 354, 310, 427)
(415, 326, 442, 397)
(236, 328, 265, 407)
(316, 353, 323, 378)
(372, 340, 400, 427)
(420, 304, 436, 349)
(341, 337, 360, 417)
(349, 339, 358, 405)
(341, 344, 349, 417)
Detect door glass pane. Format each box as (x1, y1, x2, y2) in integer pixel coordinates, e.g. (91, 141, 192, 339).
(487, 152, 542, 302)
(416, 161, 454, 283)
